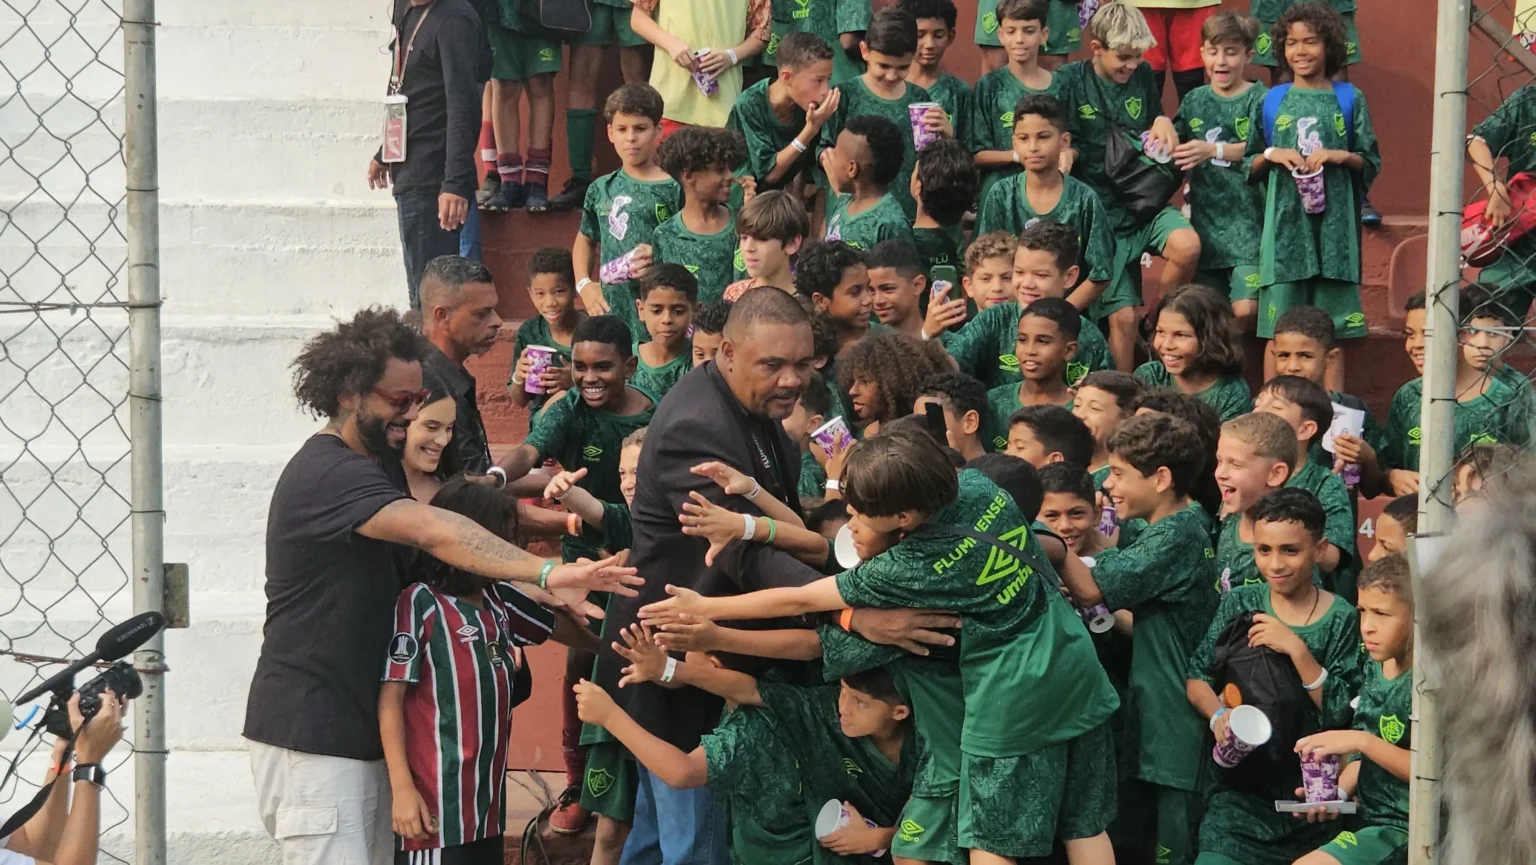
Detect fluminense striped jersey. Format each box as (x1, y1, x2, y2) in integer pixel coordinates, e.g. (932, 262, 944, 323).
(384, 582, 556, 851)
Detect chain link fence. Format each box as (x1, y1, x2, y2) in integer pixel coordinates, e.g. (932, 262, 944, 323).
(0, 0, 160, 860)
(1421, 0, 1536, 508)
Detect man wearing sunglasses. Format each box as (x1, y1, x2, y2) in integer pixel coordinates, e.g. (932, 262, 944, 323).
(245, 307, 639, 865)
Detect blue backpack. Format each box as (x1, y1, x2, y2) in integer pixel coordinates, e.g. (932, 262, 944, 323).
(1262, 82, 1357, 152)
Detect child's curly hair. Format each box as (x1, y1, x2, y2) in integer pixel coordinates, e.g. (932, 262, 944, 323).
(837, 332, 955, 426)
(658, 126, 748, 180)
(1272, 2, 1348, 81)
(417, 478, 522, 597)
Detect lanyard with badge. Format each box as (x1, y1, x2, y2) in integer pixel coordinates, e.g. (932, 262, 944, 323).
(382, 3, 433, 163)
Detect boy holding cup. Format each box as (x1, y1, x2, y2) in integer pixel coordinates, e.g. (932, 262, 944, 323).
(1185, 488, 1360, 865)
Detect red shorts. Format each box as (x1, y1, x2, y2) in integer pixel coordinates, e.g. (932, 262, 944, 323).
(1140, 6, 1218, 72)
(660, 118, 690, 141)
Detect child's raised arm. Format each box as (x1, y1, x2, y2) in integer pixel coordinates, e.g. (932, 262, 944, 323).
(640, 579, 849, 625)
(574, 679, 710, 788)
(654, 614, 824, 660)
(679, 490, 830, 567)
(545, 468, 608, 529)
(613, 624, 765, 707)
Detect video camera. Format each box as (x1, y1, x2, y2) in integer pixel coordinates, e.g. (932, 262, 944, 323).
(0, 612, 164, 744)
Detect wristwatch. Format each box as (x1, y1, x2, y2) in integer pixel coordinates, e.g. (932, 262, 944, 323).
(72, 763, 106, 789)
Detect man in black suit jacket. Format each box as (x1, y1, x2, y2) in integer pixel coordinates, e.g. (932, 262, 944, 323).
(591, 287, 957, 865)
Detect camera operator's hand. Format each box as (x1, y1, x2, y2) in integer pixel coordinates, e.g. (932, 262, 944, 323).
(73, 691, 125, 764)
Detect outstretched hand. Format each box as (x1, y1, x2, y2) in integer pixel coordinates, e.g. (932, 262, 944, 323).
(691, 461, 758, 497)
(615, 624, 673, 687)
(547, 552, 642, 597)
(680, 491, 749, 566)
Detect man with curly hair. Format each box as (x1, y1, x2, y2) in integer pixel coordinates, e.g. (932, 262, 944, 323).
(245, 308, 639, 865)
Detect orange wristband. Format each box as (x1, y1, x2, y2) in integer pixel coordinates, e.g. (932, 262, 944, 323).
(567, 513, 583, 537)
(839, 608, 855, 631)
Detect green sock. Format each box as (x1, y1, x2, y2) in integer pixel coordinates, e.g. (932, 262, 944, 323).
(567, 108, 599, 183)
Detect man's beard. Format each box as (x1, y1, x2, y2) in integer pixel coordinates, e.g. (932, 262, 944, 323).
(357, 407, 402, 457)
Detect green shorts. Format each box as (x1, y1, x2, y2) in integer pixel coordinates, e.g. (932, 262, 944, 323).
(573, 3, 649, 48)
(892, 793, 964, 865)
(488, 22, 562, 80)
(976, 0, 1001, 46)
(1255, 13, 1360, 66)
(1320, 824, 1409, 865)
(578, 740, 638, 822)
(957, 722, 1118, 858)
(1148, 784, 1203, 865)
(1094, 207, 1194, 320)
(1044, 0, 1084, 56)
(1474, 239, 1536, 321)
(1257, 277, 1365, 339)
(1195, 266, 1262, 304)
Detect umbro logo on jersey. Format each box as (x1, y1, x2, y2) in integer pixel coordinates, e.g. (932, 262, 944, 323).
(457, 624, 480, 640)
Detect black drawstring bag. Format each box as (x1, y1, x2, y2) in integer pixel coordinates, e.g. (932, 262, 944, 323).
(516, 0, 593, 42)
(1090, 74, 1184, 226)
(1210, 610, 1311, 792)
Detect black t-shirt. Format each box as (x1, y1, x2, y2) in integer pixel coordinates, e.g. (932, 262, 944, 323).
(243, 434, 412, 760)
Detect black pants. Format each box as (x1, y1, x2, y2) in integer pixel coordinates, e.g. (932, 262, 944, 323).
(395, 189, 461, 310)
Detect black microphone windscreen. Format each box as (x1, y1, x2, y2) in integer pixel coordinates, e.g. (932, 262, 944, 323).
(95, 611, 166, 660)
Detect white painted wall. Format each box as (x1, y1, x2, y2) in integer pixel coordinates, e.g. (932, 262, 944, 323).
(2, 1, 406, 860)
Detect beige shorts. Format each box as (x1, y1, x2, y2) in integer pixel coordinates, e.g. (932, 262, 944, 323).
(250, 739, 394, 865)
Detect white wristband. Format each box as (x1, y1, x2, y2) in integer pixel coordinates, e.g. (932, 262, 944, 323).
(577, 277, 594, 292)
(742, 513, 757, 540)
(661, 656, 678, 683)
(790, 138, 808, 153)
(746, 480, 761, 500)
(1303, 668, 1329, 692)
(825, 479, 841, 492)
(1263, 147, 1277, 161)
(727, 48, 739, 66)
(488, 466, 508, 488)
(1012, 150, 1021, 164)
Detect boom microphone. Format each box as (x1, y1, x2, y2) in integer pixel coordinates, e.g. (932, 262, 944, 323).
(11, 612, 166, 707)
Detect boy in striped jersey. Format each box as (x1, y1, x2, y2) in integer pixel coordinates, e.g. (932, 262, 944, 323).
(380, 479, 595, 865)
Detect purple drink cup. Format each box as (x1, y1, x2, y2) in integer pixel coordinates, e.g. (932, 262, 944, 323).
(1098, 503, 1118, 536)
(600, 249, 638, 284)
(692, 50, 719, 97)
(1293, 167, 1326, 215)
(1078, 0, 1101, 30)
(524, 346, 558, 395)
(909, 102, 942, 151)
(810, 416, 855, 459)
(1340, 462, 1362, 488)
(1301, 754, 1342, 803)
(1212, 705, 1273, 768)
(1139, 131, 1173, 164)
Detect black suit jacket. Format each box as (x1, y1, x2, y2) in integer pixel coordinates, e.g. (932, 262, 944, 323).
(593, 363, 824, 750)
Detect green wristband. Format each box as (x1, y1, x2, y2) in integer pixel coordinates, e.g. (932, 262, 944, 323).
(538, 559, 556, 590)
(765, 517, 777, 545)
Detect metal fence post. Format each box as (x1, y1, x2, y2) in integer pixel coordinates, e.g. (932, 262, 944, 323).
(123, 2, 166, 864)
(1411, 1, 1470, 863)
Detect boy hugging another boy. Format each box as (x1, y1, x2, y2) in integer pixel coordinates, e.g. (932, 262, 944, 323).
(1057, 1, 1202, 371)
(1172, 12, 1268, 327)
(1058, 412, 1219, 865)
(1185, 488, 1362, 865)
(638, 429, 1121, 865)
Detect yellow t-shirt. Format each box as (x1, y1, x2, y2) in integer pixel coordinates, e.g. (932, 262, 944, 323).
(638, 0, 771, 128)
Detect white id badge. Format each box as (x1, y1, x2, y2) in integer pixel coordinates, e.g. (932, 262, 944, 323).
(382, 94, 409, 164)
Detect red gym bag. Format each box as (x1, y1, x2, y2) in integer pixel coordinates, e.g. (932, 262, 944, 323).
(1463, 172, 1536, 267)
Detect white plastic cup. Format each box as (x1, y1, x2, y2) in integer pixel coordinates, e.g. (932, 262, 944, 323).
(1212, 704, 1273, 768)
(815, 799, 851, 839)
(524, 346, 558, 395)
(834, 523, 861, 568)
